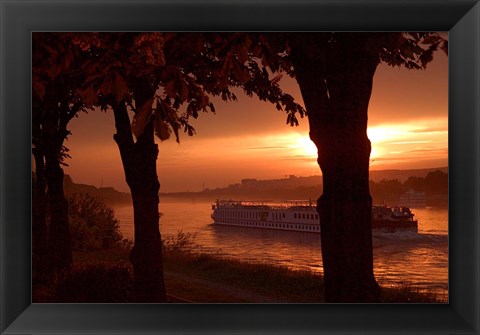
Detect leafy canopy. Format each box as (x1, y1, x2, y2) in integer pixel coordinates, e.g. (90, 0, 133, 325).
(32, 32, 446, 151)
(32, 32, 306, 144)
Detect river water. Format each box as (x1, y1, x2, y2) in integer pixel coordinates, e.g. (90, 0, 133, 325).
(114, 198, 448, 299)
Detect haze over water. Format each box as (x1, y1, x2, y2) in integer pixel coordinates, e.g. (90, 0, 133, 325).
(115, 199, 448, 298)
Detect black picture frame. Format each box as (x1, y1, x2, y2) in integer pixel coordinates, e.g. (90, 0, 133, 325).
(1, 0, 479, 334)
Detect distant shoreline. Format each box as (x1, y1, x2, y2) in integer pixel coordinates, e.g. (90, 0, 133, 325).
(58, 166, 448, 207)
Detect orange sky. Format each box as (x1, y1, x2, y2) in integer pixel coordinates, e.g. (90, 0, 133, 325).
(63, 37, 448, 193)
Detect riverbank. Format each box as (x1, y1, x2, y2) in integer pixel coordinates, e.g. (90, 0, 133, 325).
(33, 242, 443, 303)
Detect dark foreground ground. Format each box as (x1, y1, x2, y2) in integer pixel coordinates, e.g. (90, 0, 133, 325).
(33, 244, 443, 304)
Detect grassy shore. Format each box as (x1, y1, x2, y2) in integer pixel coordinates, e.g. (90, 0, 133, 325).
(33, 236, 443, 303)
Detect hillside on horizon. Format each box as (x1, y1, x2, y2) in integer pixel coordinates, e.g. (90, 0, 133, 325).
(369, 166, 448, 182)
(63, 175, 131, 205)
(160, 166, 448, 203)
(33, 166, 447, 204)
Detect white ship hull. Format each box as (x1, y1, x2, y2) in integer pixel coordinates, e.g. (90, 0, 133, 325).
(211, 200, 418, 233)
(211, 200, 320, 233)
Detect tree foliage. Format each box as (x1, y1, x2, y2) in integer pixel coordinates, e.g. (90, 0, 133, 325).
(378, 32, 447, 69)
(33, 33, 91, 165)
(33, 32, 306, 144)
(33, 32, 446, 153)
(404, 170, 448, 195)
(251, 32, 447, 73)
(370, 179, 406, 203)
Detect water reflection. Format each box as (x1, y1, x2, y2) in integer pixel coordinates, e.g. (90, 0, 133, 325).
(207, 223, 323, 272)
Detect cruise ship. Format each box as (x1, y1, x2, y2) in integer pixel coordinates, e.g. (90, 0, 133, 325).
(211, 200, 418, 233)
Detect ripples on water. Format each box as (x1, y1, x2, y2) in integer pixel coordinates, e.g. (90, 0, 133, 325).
(114, 199, 448, 297)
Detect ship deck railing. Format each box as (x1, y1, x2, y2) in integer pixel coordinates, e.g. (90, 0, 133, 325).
(214, 200, 315, 210)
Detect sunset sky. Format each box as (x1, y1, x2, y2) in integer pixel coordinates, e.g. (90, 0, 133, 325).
(63, 36, 448, 193)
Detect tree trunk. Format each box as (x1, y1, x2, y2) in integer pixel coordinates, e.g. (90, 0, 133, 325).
(45, 140, 72, 273)
(33, 83, 81, 278)
(289, 33, 380, 302)
(112, 94, 167, 303)
(32, 146, 49, 281)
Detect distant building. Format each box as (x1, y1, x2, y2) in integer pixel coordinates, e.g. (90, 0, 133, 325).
(240, 175, 322, 190)
(241, 179, 258, 188)
(399, 189, 427, 208)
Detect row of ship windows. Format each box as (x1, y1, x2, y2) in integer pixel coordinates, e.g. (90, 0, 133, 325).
(294, 213, 319, 220)
(216, 211, 319, 221)
(217, 219, 320, 231)
(217, 211, 284, 219)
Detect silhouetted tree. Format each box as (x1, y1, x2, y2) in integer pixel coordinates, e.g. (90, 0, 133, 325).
(403, 170, 448, 195)
(370, 179, 406, 204)
(404, 175, 427, 193)
(33, 32, 305, 302)
(32, 33, 89, 276)
(283, 32, 447, 302)
(239, 32, 445, 302)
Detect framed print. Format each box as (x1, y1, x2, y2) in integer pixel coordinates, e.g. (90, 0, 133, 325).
(1, 0, 479, 334)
